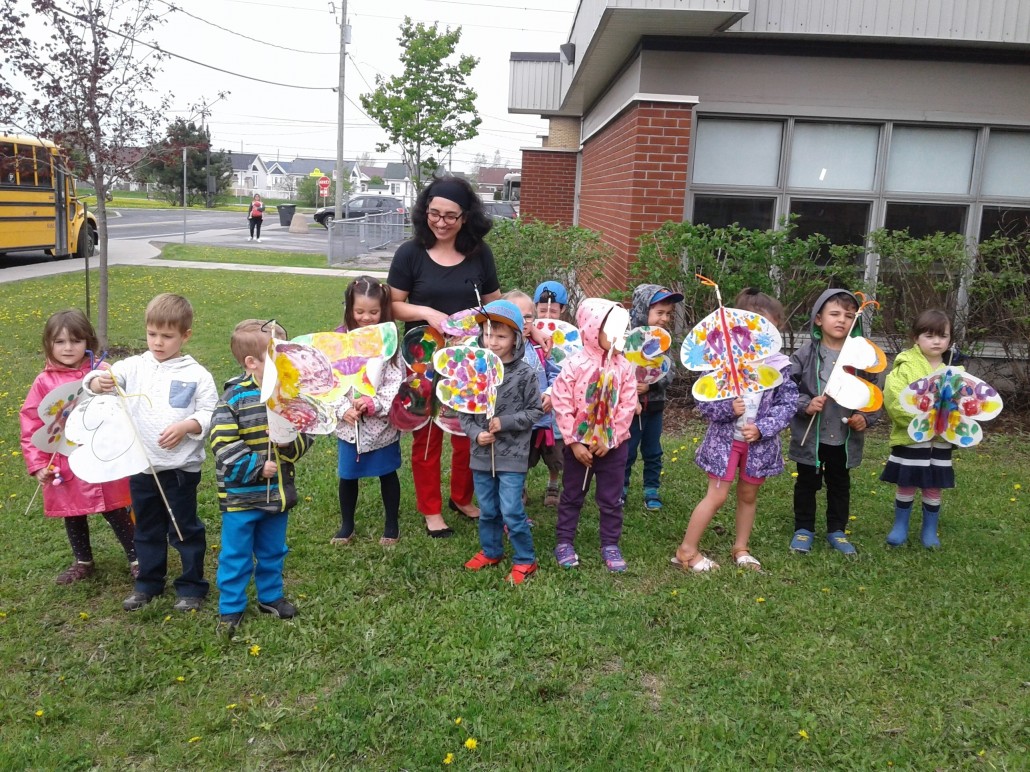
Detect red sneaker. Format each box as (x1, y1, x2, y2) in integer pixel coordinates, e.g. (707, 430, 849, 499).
(464, 551, 503, 571)
(507, 562, 538, 585)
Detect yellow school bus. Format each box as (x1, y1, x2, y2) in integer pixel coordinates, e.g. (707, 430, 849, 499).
(0, 134, 97, 259)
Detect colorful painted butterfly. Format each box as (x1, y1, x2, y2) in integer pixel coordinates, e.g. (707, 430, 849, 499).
(532, 319, 582, 366)
(292, 322, 398, 400)
(262, 338, 339, 434)
(624, 325, 672, 385)
(572, 367, 619, 450)
(900, 366, 1003, 447)
(440, 308, 481, 340)
(432, 345, 504, 417)
(680, 306, 783, 401)
(30, 381, 87, 455)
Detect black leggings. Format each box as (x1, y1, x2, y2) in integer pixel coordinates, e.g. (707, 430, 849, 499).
(64, 507, 136, 563)
(248, 216, 262, 238)
(338, 472, 401, 539)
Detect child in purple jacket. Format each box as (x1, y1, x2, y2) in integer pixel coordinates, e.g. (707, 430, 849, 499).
(673, 289, 799, 573)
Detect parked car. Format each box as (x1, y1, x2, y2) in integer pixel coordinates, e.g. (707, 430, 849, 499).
(483, 201, 517, 220)
(314, 195, 406, 228)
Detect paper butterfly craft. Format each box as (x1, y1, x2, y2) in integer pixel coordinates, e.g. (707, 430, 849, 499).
(432, 345, 504, 416)
(292, 323, 398, 400)
(390, 325, 461, 434)
(30, 381, 87, 455)
(262, 339, 339, 434)
(402, 325, 445, 374)
(900, 366, 1003, 447)
(822, 334, 887, 412)
(624, 325, 672, 385)
(440, 309, 481, 340)
(533, 319, 582, 365)
(64, 394, 150, 483)
(680, 306, 784, 401)
(572, 367, 619, 450)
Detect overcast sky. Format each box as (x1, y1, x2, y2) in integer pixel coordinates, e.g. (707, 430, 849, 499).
(145, 0, 579, 171)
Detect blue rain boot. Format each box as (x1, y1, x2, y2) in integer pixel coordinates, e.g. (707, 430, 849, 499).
(920, 505, 941, 549)
(886, 503, 912, 547)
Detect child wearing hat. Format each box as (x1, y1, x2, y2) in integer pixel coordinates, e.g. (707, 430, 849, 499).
(530, 281, 569, 505)
(623, 284, 684, 510)
(460, 300, 544, 585)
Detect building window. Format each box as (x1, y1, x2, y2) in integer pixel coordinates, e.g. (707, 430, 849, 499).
(693, 196, 775, 230)
(979, 206, 1030, 242)
(981, 131, 1030, 198)
(790, 199, 871, 248)
(885, 126, 976, 195)
(788, 123, 879, 191)
(692, 119, 782, 187)
(884, 203, 966, 238)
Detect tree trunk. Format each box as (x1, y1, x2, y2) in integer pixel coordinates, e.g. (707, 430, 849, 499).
(94, 173, 110, 348)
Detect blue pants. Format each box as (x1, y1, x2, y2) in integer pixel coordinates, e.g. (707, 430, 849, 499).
(624, 408, 664, 491)
(130, 469, 207, 598)
(217, 509, 290, 614)
(473, 470, 534, 565)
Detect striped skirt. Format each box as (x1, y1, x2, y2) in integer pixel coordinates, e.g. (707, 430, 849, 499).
(880, 441, 955, 489)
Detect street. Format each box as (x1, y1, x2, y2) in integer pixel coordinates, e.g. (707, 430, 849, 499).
(0, 205, 332, 274)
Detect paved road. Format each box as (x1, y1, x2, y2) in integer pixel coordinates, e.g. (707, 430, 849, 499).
(0, 206, 395, 284)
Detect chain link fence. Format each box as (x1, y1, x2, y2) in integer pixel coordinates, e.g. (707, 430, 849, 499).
(326, 213, 410, 265)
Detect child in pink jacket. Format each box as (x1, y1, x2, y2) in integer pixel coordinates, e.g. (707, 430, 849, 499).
(20, 310, 136, 585)
(549, 298, 638, 572)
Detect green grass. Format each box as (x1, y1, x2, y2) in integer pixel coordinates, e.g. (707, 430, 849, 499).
(0, 267, 1027, 768)
(159, 244, 338, 270)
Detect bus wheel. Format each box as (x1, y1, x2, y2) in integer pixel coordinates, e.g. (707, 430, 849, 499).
(73, 225, 97, 260)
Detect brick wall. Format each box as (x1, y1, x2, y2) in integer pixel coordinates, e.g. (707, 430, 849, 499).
(519, 149, 577, 226)
(545, 117, 580, 149)
(578, 101, 692, 295)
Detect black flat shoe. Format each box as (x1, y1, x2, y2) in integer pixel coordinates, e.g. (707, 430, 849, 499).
(448, 498, 479, 520)
(425, 525, 455, 538)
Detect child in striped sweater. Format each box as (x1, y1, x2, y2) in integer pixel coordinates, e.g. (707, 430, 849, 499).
(210, 319, 314, 637)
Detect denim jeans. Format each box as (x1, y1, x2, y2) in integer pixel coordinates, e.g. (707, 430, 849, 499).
(624, 408, 665, 491)
(217, 508, 290, 614)
(130, 469, 208, 598)
(473, 470, 534, 565)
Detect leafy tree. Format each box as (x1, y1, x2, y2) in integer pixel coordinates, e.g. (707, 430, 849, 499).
(0, 0, 169, 345)
(369, 175, 385, 186)
(360, 17, 480, 192)
(297, 176, 351, 207)
(137, 119, 232, 206)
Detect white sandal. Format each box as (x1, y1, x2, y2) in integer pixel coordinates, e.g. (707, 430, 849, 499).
(732, 548, 762, 571)
(671, 548, 720, 573)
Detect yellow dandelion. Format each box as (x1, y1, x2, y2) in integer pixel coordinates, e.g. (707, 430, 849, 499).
(1011, 498, 1017, 503)
(464, 737, 478, 751)
(848, 515, 857, 521)
(35, 709, 44, 717)
(821, 587, 830, 593)
(226, 703, 237, 710)
(304, 495, 313, 502)
(844, 530, 851, 535)
(756, 597, 765, 603)
(454, 717, 462, 725)
(0, 612, 6, 619)
(1013, 484, 1021, 490)
(670, 590, 678, 597)
(858, 586, 866, 592)
(798, 729, 809, 740)
(298, 594, 308, 600)
(693, 437, 699, 443)
(443, 752, 455, 765)
(791, 472, 798, 478)
(79, 612, 89, 620)
(176, 676, 185, 683)
(670, 456, 678, 462)
(249, 645, 261, 657)
(187, 736, 201, 743)
(163, 615, 171, 622)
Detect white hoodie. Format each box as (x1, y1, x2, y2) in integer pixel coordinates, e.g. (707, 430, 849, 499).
(84, 351, 218, 473)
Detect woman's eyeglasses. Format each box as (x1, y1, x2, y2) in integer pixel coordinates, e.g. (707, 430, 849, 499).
(427, 209, 463, 224)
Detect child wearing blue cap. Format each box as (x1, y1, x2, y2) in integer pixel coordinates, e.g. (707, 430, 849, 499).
(623, 284, 684, 510)
(460, 299, 544, 584)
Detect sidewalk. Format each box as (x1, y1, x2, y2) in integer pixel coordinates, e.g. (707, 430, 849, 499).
(0, 237, 393, 284)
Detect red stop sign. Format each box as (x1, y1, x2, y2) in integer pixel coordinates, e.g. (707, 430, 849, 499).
(317, 176, 331, 195)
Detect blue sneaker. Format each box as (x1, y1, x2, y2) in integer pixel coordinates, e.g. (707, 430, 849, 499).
(554, 542, 579, 569)
(643, 488, 662, 511)
(789, 529, 815, 553)
(827, 531, 857, 555)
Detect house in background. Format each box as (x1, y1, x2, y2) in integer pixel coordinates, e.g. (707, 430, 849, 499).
(231, 155, 268, 198)
(473, 166, 521, 201)
(509, 0, 1030, 293)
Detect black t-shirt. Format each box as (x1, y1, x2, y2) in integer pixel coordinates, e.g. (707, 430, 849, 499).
(387, 240, 500, 329)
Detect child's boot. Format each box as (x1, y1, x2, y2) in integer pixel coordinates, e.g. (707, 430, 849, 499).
(920, 504, 941, 549)
(886, 502, 913, 547)
(643, 487, 662, 511)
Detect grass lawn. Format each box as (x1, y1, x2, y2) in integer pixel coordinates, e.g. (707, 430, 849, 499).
(159, 244, 338, 270)
(0, 267, 1027, 768)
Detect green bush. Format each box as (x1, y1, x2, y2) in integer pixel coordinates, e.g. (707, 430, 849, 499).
(486, 219, 610, 317)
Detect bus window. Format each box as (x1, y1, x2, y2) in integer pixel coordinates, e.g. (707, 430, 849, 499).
(0, 142, 14, 185)
(16, 145, 37, 186)
(36, 149, 53, 188)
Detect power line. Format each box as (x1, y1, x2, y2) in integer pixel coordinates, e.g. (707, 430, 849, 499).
(425, 0, 572, 13)
(156, 0, 338, 55)
(51, 5, 337, 90)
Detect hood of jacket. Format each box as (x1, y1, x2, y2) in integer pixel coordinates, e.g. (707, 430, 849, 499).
(630, 284, 665, 328)
(576, 298, 625, 360)
(809, 288, 864, 341)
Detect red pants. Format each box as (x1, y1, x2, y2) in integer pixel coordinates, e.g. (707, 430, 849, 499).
(410, 423, 474, 517)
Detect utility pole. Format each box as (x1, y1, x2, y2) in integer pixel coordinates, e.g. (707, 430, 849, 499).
(334, 1, 349, 222)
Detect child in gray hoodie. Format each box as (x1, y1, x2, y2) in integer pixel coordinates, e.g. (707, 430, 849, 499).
(459, 300, 544, 585)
